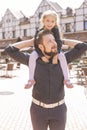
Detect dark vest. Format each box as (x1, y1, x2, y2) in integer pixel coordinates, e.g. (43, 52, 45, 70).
(32, 58, 65, 104)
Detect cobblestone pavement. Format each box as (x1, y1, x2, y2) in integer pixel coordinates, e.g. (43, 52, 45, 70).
(0, 65, 87, 130)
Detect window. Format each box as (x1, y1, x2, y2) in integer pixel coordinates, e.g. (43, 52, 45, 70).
(39, 12, 42, 19)
(13, 31, 15, 38)
(66, 23, 71, 32)
(84, 21, 87, 30)
(6, 19, 11, 23)
(2, 32, 5, 39)
(24, 29, 27, 37)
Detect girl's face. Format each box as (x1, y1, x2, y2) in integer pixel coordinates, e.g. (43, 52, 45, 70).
(43, 15, 56, 30)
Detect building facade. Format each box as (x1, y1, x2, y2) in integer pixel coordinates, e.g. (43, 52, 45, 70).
(60, 0, 87, 42)
(0, 0, 87, 56)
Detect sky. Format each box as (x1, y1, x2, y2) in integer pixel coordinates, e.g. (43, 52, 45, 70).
(0, 0, 84, 18)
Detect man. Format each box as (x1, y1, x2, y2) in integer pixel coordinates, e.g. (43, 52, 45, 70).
(5, 30, 87, 130)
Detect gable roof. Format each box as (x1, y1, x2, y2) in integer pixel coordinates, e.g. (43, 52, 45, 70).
(12, 10, 26, 19)
(34, 0, 63, 15)
(48, 1, 63, 11)
(3, 8, 26, 20)
(75, 0, 87, 9)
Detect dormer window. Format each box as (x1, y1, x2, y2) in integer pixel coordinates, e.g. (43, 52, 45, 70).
(6, 19, 11, 23)
(66, 7, 73, 16)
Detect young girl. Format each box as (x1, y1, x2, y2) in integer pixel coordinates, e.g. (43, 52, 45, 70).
(25, 10, 73, 89)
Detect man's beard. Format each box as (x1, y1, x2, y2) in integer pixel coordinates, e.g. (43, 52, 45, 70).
(43, 46, 58, 58)
(44, 51, 58, 57)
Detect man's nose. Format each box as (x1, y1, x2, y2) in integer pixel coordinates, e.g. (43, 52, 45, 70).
(51, 40, 57, 47)
(50, 41, 54, 47)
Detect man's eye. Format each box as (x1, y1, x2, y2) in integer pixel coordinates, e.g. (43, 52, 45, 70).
(53, 39, 56, 41)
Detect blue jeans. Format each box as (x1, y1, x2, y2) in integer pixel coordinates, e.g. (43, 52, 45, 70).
(30, 102, 67, 130)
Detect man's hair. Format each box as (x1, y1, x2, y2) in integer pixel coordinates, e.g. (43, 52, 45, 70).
(35, 29, 53, 46)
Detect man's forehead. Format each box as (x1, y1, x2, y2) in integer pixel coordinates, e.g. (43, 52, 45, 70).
(43, 34, 54, 39)
(42, 34, 55, 46)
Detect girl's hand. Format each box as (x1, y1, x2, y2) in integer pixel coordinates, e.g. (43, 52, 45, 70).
(41, 56, 49, 63)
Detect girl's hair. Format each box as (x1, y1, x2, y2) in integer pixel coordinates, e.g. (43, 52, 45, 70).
(40, 10, 59, 28)
(40, 10, 63, 38)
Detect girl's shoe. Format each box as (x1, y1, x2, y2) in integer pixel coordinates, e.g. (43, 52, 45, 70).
(25, 80, 36, 89)
(64, 80, 73, 88)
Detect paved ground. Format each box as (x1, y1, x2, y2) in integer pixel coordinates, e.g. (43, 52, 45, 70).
(0, 64, 87, 130)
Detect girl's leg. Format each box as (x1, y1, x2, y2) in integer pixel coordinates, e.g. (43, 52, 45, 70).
(25, 51, 38, 89)
(59, 52, 73, 88)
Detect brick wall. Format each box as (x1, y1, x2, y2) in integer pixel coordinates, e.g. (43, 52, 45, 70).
(64, 32, 87, 42)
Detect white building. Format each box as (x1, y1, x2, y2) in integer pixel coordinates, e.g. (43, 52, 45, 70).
(61, 0, 87, 42)
(0, 8, 30, 39)
(0, 0, 63, 40)
(0, 0, 87, 50)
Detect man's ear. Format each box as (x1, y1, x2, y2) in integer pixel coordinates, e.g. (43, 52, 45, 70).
(38, 44, 44, 52)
